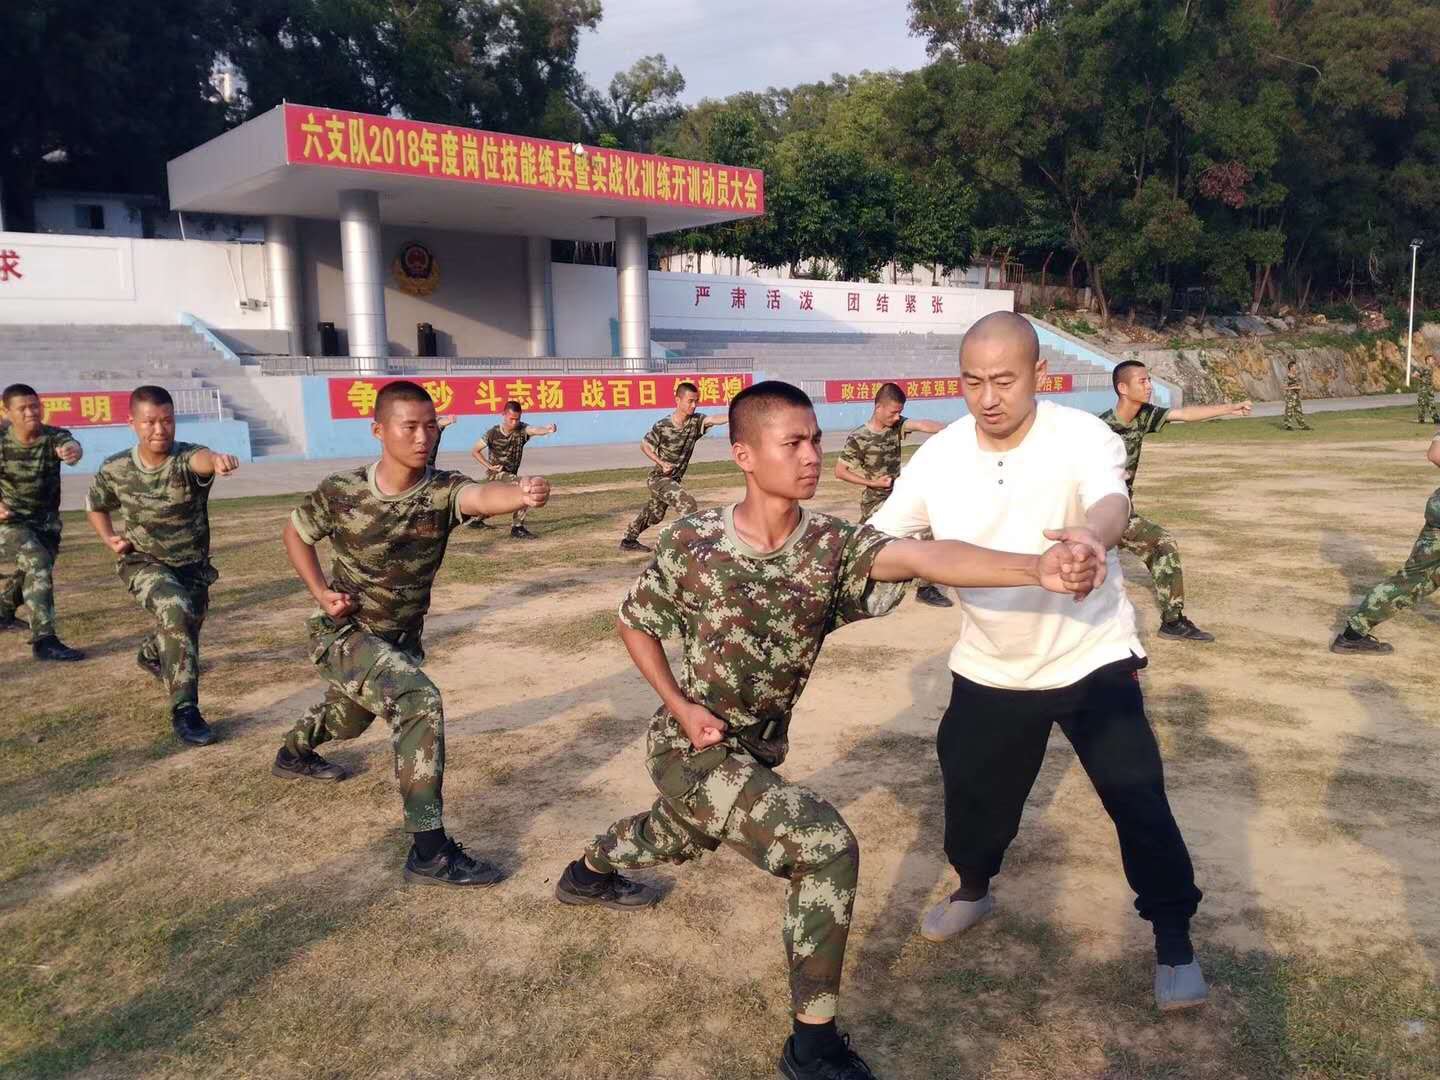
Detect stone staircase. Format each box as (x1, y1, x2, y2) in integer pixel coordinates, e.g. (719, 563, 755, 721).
(650, 328, 1111, 382)
(0, 324, 302, 457)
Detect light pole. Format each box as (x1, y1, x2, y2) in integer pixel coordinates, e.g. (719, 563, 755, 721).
(1406, 238, 1423, 387)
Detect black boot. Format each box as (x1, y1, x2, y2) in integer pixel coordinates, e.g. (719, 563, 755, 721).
(0, 613, 22, 631)
(915, 585, 953, 608)
(554, 859, 661, 909)
(619, 537, 651, 553)
(403, 838, 506, 888)
(33, 635, 84, 662)
(272, 746, 347, 781)
(171, 704, 217, 746)
(779, 1033, 879, 1080)
(510, 524, 538, 540)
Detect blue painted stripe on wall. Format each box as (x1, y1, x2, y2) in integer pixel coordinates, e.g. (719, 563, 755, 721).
(59, 420, 253, 474)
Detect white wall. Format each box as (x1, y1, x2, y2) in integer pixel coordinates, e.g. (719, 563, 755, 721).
(0, 231, 270, 328)
(552, 263, 1014, 355)
(33, 195, 145, 239)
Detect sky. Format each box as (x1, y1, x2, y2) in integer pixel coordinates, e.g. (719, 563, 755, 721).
(576, 0, 933, 104)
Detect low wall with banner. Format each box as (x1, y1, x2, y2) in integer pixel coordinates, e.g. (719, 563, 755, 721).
(298, 371, 754, 459)
(281, 369, 1119, 460)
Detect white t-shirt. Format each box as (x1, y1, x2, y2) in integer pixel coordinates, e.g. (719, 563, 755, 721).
(869, 400, 1144, 690)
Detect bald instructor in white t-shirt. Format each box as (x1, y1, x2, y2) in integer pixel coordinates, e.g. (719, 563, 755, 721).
(871, 312, 1207, 1012)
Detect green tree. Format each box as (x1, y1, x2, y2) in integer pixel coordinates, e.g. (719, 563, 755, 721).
(0, 0, 229, 231)
(571, 54, 686, 151)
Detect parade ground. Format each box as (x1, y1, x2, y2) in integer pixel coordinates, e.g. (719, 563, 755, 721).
(4, 405, 1439, 1079)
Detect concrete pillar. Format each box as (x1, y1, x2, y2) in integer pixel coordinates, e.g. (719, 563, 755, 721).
(264, 214, 303, 355)
(615, 216, 651, 371)
(338, 189, 388, 368)
(525, 235, 554, 358)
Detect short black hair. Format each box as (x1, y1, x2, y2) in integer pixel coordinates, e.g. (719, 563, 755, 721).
(504, 400, 523, 414)
(1287, 359, 1298, 370)
(130, 385, 174, 411)
(728, 380, 814, 444)
(375, 380, 435, 422)
(675, 381, 699, 399)
(1112, 360, 1147, 392)
(875, 382, 906, 407)
(2, 383, 38, 406)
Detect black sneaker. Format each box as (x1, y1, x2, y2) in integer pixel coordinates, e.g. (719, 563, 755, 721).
(554, 860, 661, 910)
(272, 746, 347, 782)
(619, 538, 651, 553)
(1331, 630, 1394, 654)
(136, 645, 162, 681)
(779, 1034, 878, 1080)
(0, 613, 22, 631)
(466, 517, 491, 530)
(403, 839, 506, 888)
(1158, 616, 1215, 642)
(510, 524, 538, 541)
(915, 585, 954, 608)
(33, 635, 84, 662)
(172, 704, 217, 746)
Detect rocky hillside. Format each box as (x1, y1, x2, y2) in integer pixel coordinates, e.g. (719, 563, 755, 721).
(1043, 310, 1439, 406)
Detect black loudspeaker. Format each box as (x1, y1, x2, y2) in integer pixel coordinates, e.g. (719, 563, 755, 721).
(417, 322, 438, 357)
(317, 321, 340, 356)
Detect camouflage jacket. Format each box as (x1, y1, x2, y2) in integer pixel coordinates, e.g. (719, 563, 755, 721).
(838, 418, 909, 520)
(86, 444, 215, 568)
(1098, 403, 1170, 499)
(643, 414, 707, 483)
(618, 505, 903, 767)
(484, 424, 532, 474)
(0, 423, 77, 525)
(291, 464, 476, 634)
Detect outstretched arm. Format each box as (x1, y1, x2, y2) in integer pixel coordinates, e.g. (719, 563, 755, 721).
(870, 537, 1102, 598)
(457, 475, 551, 518)
(56, 439, 83, 465)
(525, 423, 559, 437)
(618, 621, 726, 750)
(902, 418, 946, 435)
(190, 449, 240, 478)
(701, 414, 728, 431)
(1170, 401, 1251, 423)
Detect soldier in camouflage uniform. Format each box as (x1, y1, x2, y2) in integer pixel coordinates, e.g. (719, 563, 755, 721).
(85, 385, 240, 745)
(619, 381, 727, 552)
(471, 400, 558, 539)
(1283, 359, 1311, 430)
(1417, 355, 1438, 425)
(1333, 433, 1440, 653)
(555, 381, 1102, 1080)
(835, 382, 948, 607)
(1101, 361, 1251, 642)
(273, 380, 551, 886)
(0, 383, 86, 661)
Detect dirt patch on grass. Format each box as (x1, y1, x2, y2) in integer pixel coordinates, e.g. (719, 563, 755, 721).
(3, 424, 1440, 1077)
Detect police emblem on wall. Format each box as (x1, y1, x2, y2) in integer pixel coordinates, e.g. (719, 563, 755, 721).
(392, 240, 440, 296)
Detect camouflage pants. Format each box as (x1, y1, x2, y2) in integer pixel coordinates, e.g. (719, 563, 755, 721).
(1283, 388, 1311, 430)
(284, 615, 444, 833)
(120, 556, 214, 711)
(1119, 514, 1185, 623)
(477, 470, 527, 526)
(588, 741, 859, 1019)
(0, 520, 61, 640)
(1345, 489, 1440, 636)
(623, 475, 697, 541)
(1418, 384, 1438, 424)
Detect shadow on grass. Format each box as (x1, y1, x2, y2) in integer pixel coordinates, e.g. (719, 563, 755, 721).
(1, 840, 396, 1079)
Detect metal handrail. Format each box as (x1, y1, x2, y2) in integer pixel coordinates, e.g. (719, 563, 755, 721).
(250, 355, 756, 376)
(170, 387, 224, 422)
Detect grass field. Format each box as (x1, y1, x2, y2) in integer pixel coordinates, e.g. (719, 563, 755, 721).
(3, 407, 1439, 1079)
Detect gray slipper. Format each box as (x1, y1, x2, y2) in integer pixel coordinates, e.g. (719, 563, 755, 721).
(1154, 960, 1209, 1011)
(919, 891, 995, 942)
